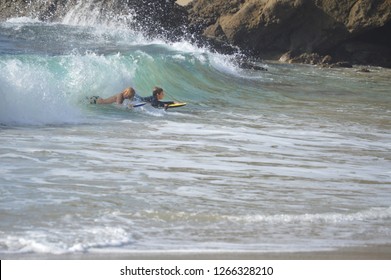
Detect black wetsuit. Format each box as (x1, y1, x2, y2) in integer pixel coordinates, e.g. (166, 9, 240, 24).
(136, 95, 174, 108)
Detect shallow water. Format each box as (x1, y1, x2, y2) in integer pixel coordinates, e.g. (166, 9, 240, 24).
(0, 16, 390, 256)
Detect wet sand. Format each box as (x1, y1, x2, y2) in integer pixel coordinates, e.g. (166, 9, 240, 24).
(2, 245, 391, 260)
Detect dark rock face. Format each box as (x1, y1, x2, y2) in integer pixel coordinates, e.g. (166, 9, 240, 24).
(186, 0, 391, 67)
(1, 0, 390, 67)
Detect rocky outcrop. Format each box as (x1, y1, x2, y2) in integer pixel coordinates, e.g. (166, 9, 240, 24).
(1, 0, 390, 67)
(186, 0, 391, 67)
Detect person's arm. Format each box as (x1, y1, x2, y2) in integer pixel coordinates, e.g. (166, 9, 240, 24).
(159, 101, 175, 109)
(115, 93, 123, 104)
(97, 94, 118, 104)
(151, 99, 174, 109)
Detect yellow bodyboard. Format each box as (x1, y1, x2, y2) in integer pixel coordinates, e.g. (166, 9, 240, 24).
(167, 102, 187, 108)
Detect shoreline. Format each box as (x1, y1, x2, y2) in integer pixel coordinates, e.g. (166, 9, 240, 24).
(2, 245, 391, 260)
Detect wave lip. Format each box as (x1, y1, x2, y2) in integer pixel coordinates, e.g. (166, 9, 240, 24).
(227, 207, 391, 224)
(0, 226, 134, 255)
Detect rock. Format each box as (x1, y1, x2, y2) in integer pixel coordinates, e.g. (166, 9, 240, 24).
(330, 61, 353, 68)
(279, 52, 334, 66)
(336, 40, 391, 67)
(187, 0, 391, 68)
(289, 53, 324, 65)
(321, 55, 333, 65)
(238, 60, 268, 71)
(279, 52, 293, 63)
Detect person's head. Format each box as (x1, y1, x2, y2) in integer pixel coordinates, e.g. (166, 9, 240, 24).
(152, 87, 164, 100)
(124, 87, 135, 99)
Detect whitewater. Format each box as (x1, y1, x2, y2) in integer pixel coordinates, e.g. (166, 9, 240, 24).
(0, 13, 390, 257)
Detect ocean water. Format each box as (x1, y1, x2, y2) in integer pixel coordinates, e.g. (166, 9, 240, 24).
(0, 14, 391, 257)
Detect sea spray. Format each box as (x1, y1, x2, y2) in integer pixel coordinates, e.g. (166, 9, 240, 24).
(61, 0, 135, 28)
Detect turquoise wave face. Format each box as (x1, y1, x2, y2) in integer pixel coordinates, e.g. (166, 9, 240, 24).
(0, 19, 251, 125)
(0, 47, 227, 124)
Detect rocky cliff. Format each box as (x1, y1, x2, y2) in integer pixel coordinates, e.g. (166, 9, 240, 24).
(186, 0, 391, 67)
(1, 0, 390, 67)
